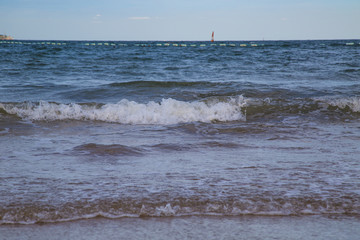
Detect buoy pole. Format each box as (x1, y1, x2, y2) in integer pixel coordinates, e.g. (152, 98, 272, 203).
(211, 31, 214, 42)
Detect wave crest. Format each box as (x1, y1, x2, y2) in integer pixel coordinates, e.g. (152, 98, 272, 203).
(326, 97, 360, 113)
(0, 97, 246, 124)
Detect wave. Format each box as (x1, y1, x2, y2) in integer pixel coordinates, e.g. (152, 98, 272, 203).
(1, 195, 359, 224)
(314, 96, 360, 113)
(246, 96, 360, 119)
(0, 97, 246, 124)
(1, 96, 359, 125)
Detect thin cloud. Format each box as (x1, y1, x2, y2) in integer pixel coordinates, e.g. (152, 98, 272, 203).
(128, 17, 151, 20)
(92, 14, 102, 23)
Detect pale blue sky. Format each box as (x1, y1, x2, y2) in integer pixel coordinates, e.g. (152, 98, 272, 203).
(1, 0, 359, 40)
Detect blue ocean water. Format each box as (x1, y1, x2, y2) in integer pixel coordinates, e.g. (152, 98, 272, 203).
(0, 40, 359, 224)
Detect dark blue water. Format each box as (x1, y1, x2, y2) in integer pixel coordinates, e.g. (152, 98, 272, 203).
(0, 40, 359, 225)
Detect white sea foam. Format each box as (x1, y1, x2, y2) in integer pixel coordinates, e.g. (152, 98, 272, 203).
(0, 96, 247, 124)
(327, 97, 360, 112)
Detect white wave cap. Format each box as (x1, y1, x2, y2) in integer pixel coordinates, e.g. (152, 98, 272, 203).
(328, 97, 360, 112)
(0, 96, 247, 124)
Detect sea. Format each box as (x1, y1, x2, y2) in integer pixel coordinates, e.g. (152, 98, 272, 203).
(0, 40, 360, 239)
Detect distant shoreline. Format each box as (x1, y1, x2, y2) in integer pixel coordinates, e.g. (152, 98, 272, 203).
(0, 34, 13, 40)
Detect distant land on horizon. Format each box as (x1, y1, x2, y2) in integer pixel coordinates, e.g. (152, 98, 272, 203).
(0, 34, 13, 40)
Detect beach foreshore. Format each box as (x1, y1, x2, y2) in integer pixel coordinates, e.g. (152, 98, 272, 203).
(1, 215, 359, 240)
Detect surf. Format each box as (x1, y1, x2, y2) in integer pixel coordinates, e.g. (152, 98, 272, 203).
(0, 96, 247, 124)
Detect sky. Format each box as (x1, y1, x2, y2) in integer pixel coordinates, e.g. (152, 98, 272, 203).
(0, 0, 359, 41)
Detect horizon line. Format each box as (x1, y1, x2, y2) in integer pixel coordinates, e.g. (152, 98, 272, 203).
(3, 38, 360, 42)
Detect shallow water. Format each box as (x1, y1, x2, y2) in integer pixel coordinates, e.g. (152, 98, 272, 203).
(1, 216, 360, 240)
(0, 40, 359, 227)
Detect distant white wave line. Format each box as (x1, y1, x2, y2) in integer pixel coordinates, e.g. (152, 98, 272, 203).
(0, 97, 247, 124)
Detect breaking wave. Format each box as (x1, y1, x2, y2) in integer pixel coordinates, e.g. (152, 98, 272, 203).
(1, 96, 359, 125)
(0, 96, 246, 124)
(315, 96, 360, 113)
